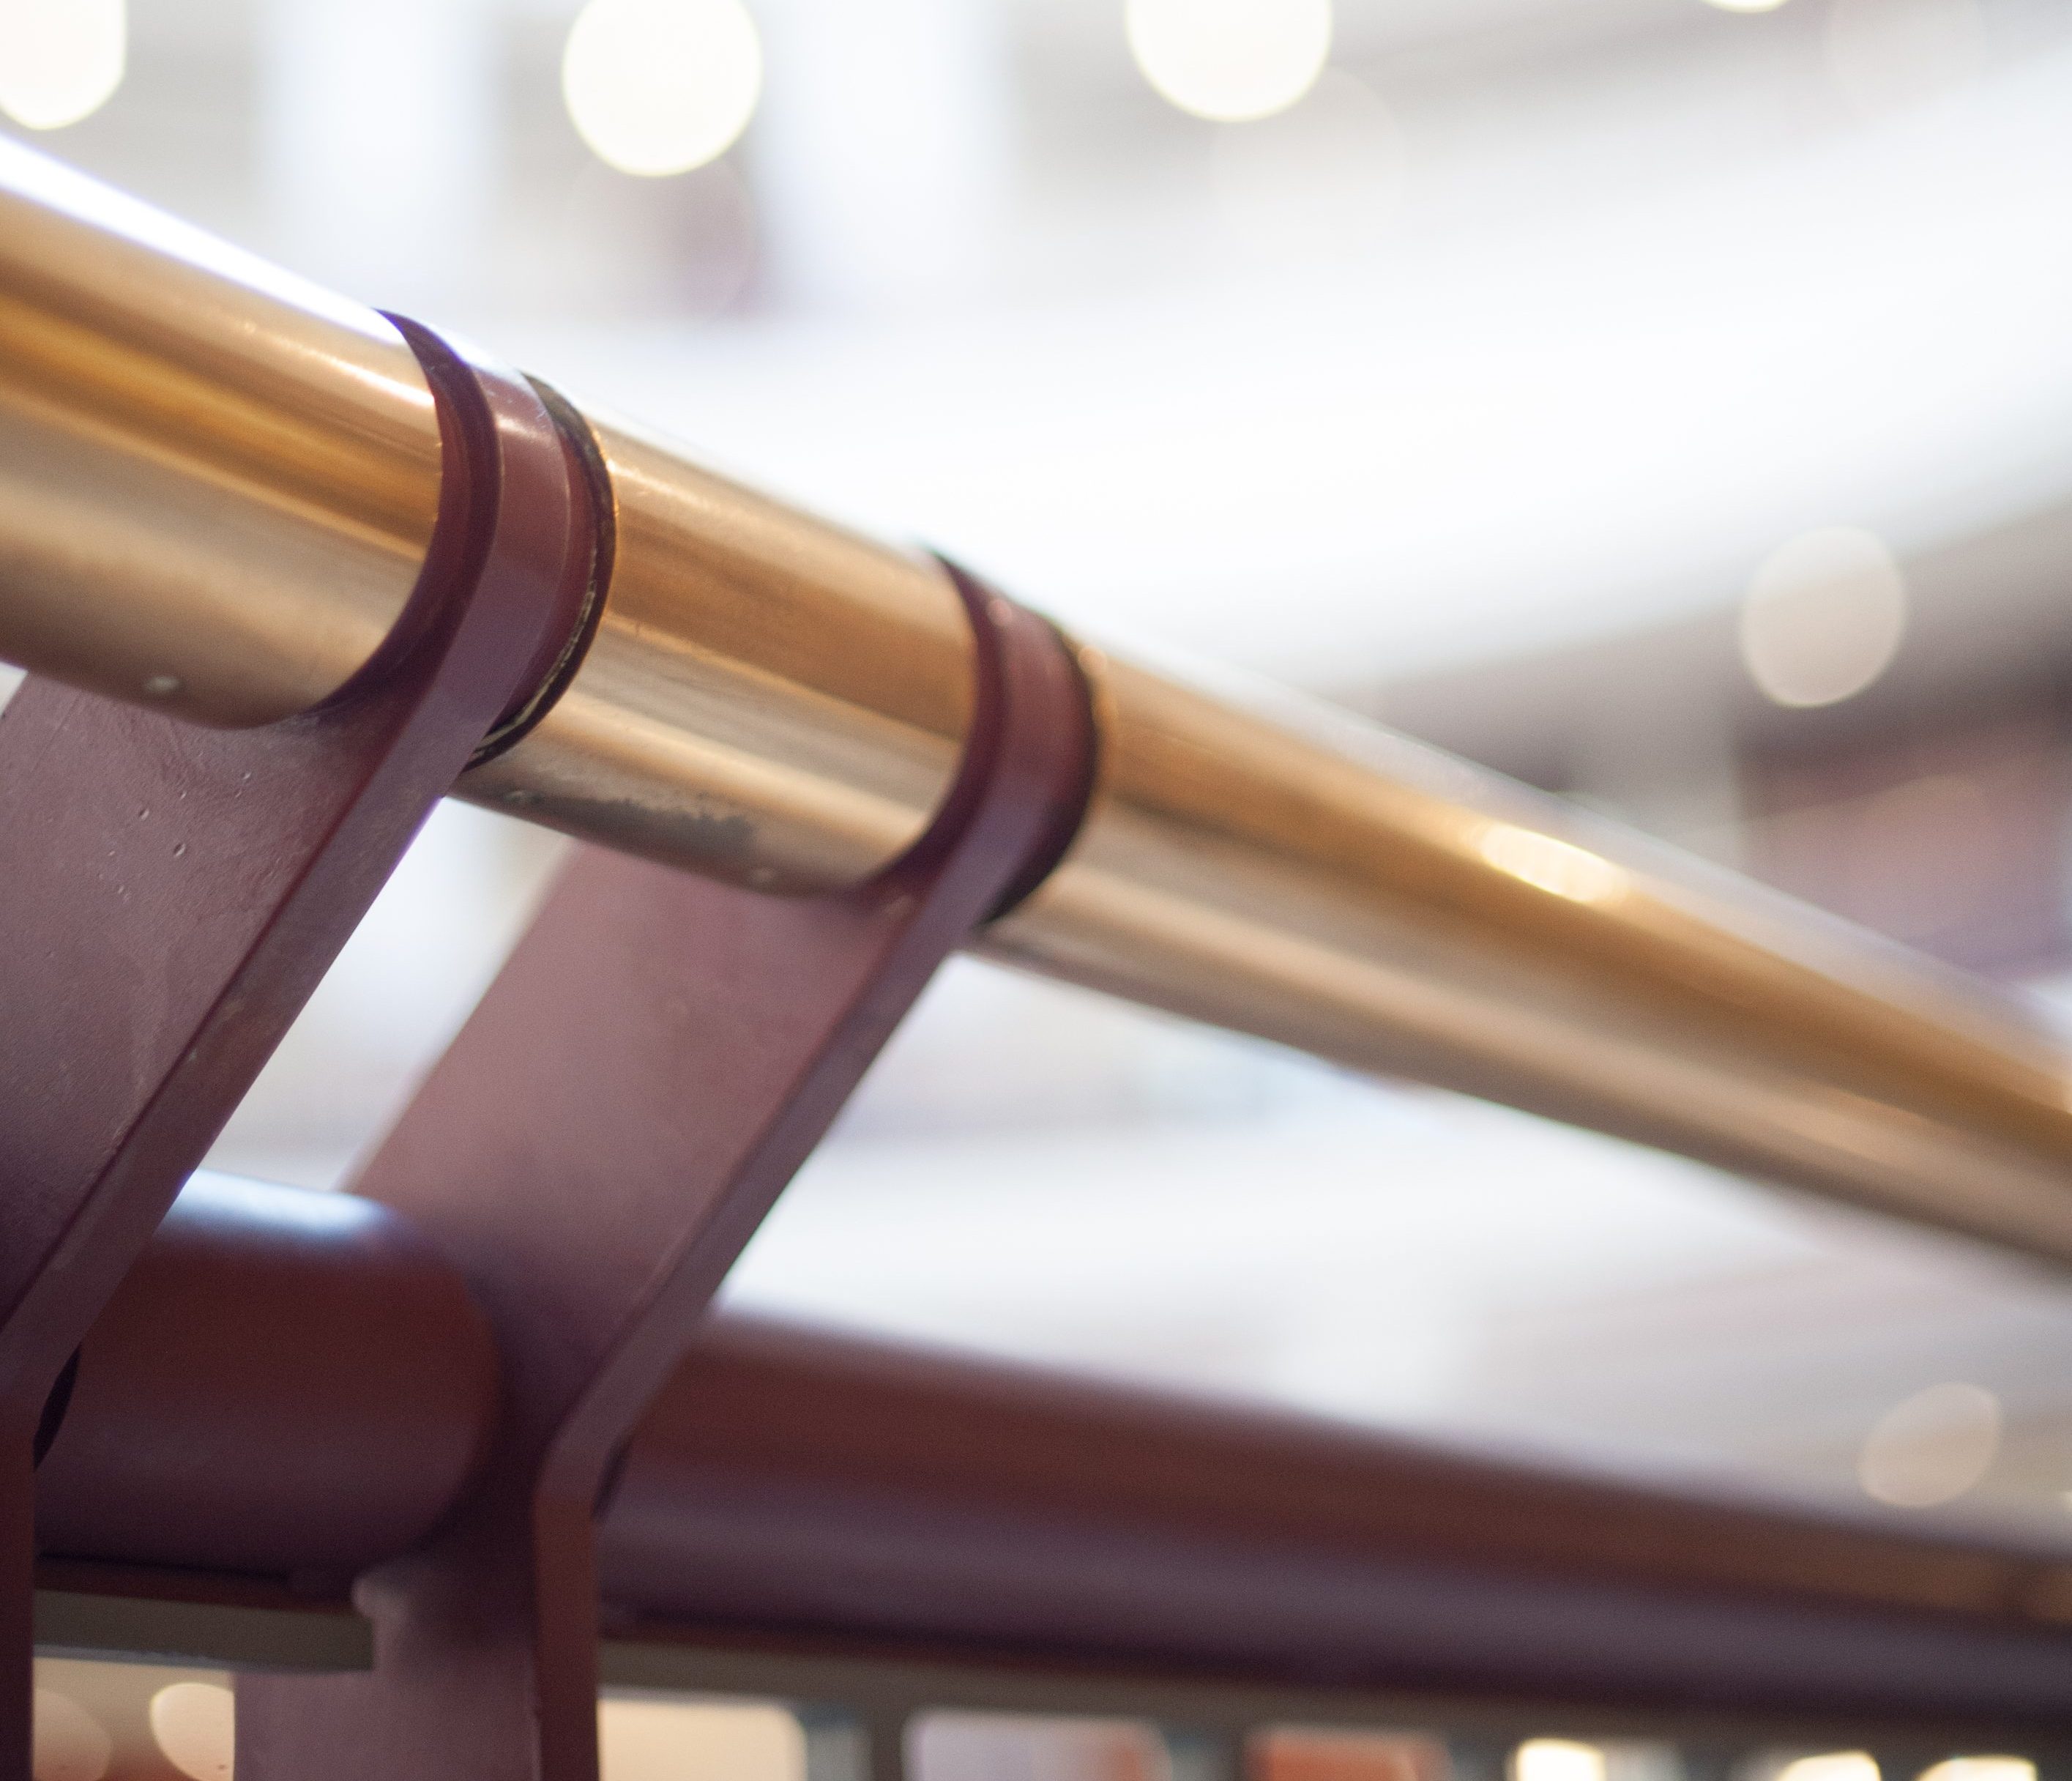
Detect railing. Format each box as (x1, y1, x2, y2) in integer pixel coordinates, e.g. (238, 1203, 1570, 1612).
(4, 135, 2072, 1778)
(35, 1178, 2072, 1737)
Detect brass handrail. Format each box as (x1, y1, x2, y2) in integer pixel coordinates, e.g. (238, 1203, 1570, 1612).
(5, 139, 2071, 1262)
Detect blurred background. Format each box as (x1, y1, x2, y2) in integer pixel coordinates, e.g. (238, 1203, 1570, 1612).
(11, 0, 2072, 1560)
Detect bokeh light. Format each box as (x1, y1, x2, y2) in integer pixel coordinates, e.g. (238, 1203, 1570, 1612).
(1512, 1741, 1607, 1781)
(1126, 0, 1333, 124)
(0, 0, 124, 131)
(1739, 527, 1907, 708)
(1918, 1763, 2037, 1781)
(31, 1689, 111, 1781)
(562, 0, 762, 178)
(1856, 1382, 2002, 1508)
(1477, 824, 1627, 907)
(149, 1681, 234, 1781)
(597, 1697, 805, 1781)
(1776, 1757, 1878, 1781)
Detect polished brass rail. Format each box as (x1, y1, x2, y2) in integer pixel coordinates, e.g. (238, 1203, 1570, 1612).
(5, 139, 2071, 1261)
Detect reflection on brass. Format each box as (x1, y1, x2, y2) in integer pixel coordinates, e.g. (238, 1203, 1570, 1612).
(10, 146, 2072, 1265)
(459, 414, 972, 891)
(0, 142, 441, 726)
(985, 656, 2072, 1260)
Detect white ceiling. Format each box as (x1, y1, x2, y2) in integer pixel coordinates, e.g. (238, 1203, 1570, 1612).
(496, 18, 2072, 686)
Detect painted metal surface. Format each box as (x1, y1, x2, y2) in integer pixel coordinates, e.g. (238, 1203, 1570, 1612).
(31, 1193, 2072, 1741)
(234, 565, 1095, 1781)
(34, 1177, 498, 1580)
(603, 1313, 2072, 1735)
(0, 318, 592, 1780)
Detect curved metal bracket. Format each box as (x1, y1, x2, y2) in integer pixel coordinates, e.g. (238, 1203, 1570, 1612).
(236, 560, 1098, 1781)
(0, 321, 595, 1781)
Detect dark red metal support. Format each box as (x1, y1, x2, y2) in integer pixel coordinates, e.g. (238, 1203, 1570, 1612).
(234, 562, 1095, 1781)
(35, 1175, 501, 1583)
(0, 321, 595, 1781)
(34, 1193, 2072, 1741)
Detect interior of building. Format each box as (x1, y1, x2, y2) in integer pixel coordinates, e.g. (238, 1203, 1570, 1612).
(7, 0, 2072, 1775)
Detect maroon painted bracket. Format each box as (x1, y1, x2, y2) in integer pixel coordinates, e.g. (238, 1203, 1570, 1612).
(235, 563, 1097, 1781)
(0, 321, 596, 1781)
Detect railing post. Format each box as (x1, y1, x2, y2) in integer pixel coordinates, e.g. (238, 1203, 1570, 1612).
(234, 562, 1096, 1780)
(865, 1711, 913, 1781)
(0, 322, 593, 1781)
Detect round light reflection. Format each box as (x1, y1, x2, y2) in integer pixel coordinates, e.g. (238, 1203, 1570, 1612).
(1857, 1382, 2002, 1509)
(1739, 527, 1907, 708)
(1126, 0, 1333, 123)
(1919, 1763, 2037, 1781)
(599, 1698, 806, 1781)
(1777, 1757, 1879, 1781)
(149, 1681, 234, 1781)
(1512, 1741, 1607, 1781)
(0, 0, 125, 131)
(562, 0, 762, 178)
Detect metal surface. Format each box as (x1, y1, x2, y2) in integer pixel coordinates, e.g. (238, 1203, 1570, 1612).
(983, 661, 2072, 1259)
(35, 1177, 498, 1580)
(613, 1311, 2072, 1624)
(0, 317, 590, 1781)
(463, 415, 974, 892)
(235, 570, 1095, 1781)
(7, 146, 2072, 1263)
(0, 143, 443, 726)
(32, 1178, 2072, 1740)
(600, 1313, 2072, 1736)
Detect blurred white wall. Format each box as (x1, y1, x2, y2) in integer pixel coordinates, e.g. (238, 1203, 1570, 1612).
(258, 0, 498, 308)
